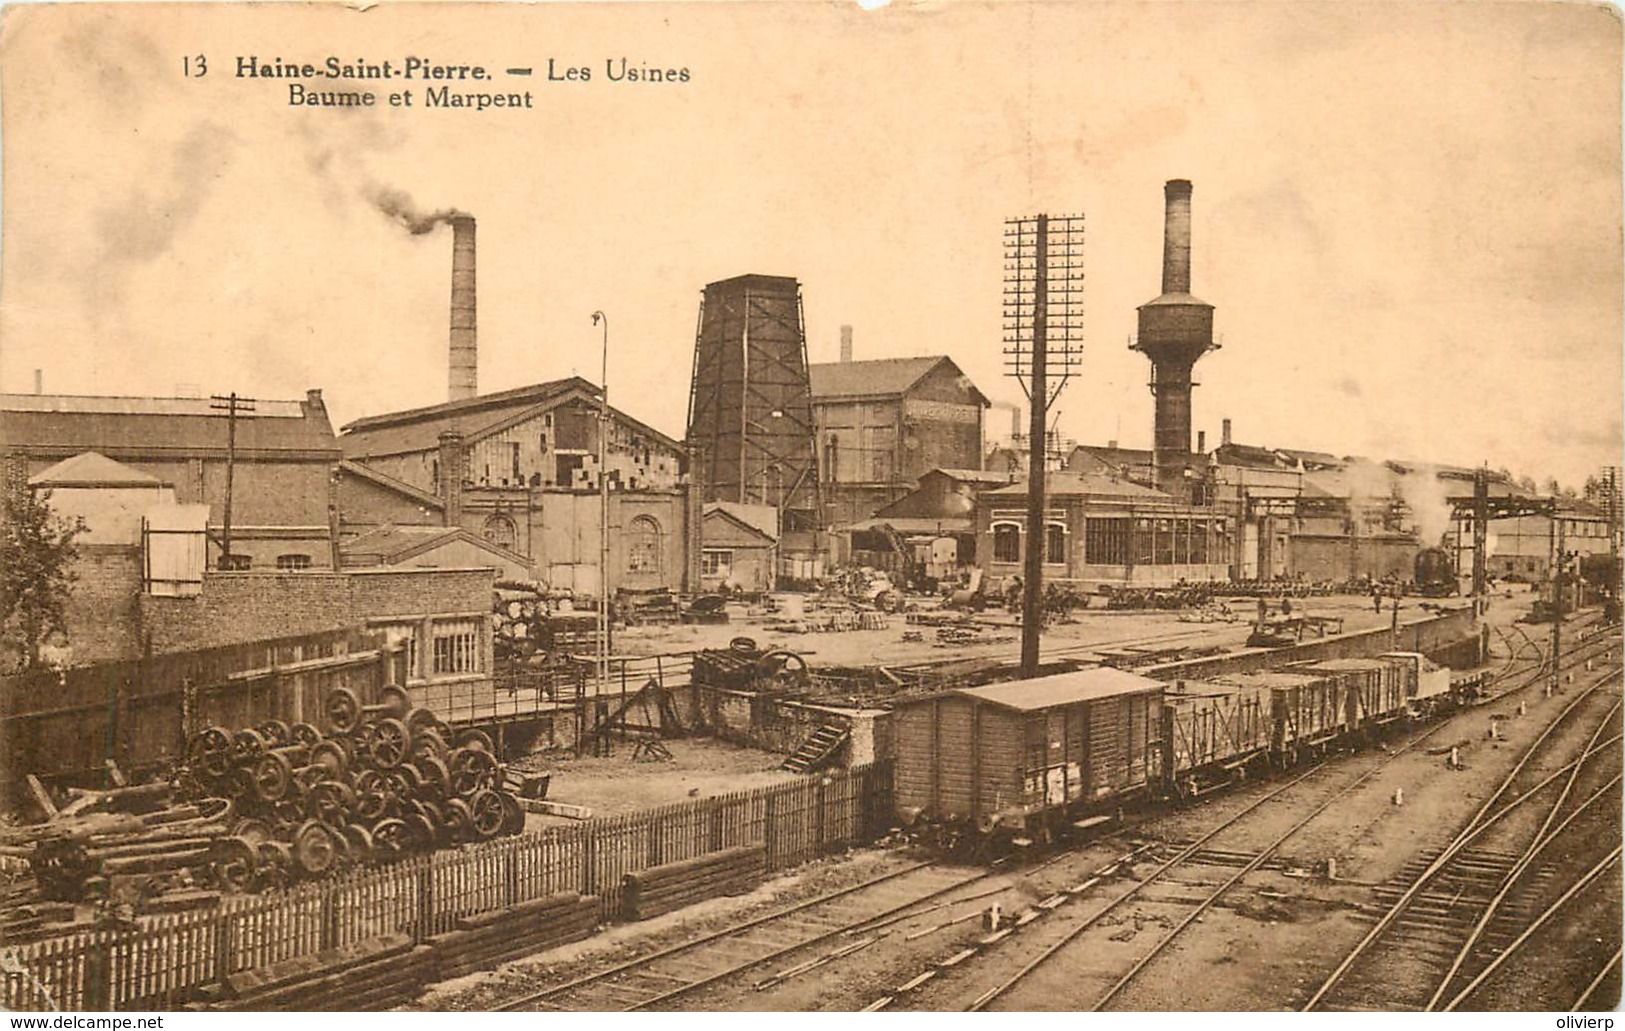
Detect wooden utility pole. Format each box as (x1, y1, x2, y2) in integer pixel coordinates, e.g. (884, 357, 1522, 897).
(1003, 213, 1085, 680)
(1020, 216, 1050, 678)
(209, 392, 255, 568)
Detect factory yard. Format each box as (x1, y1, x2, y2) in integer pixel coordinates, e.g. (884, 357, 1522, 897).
(614, 588, 1427, 668)
(423, 595, 1622, 1013)
(516, 738, 796, 826)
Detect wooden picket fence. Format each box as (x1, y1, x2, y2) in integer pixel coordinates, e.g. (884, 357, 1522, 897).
(0, 761, 892, 1012)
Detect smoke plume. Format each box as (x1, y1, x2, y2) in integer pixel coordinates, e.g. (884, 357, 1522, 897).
(370, 186, 466, 235)
(1397, 470, 1454, 547)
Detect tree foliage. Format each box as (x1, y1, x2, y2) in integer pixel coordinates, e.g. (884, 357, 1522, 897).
(0, 486, 86, 671)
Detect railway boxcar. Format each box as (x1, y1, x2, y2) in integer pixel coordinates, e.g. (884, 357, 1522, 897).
(1161, 680, 1272, 796)
(1303, 657, 1411, 728)
(891, 667, 1163, 834)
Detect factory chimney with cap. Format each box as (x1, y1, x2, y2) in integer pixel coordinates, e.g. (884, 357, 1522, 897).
(1131, 179, 1217, 499)
(448, 215, 478, 401)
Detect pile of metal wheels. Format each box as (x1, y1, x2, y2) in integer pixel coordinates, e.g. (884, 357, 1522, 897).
(180, 685, 524, 891)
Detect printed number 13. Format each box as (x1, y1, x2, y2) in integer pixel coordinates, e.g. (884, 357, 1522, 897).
(183, 54, 207, 77)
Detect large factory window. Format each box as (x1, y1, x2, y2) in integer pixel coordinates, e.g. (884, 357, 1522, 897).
(275, 553, 312, 571)
(992, 522, 1021, 563)
(1134, 519, 1155, 565)
(1155, 520, 1176, 564)
(374, 622, 421, 682)
(626, 515, 663, 573)
(431, 618, 483, 676)
(1045, 523, 1067, 565)
(1085, 518, 1131, 565)
(482, 515, 517, 550)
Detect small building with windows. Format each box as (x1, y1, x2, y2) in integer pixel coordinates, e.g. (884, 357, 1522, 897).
(976, 471, 1233, 590)
(700, 502, 778, 593)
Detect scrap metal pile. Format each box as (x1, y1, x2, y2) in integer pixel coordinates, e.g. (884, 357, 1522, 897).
(17, 687, 524, 905)
(691, 637, 809, 694)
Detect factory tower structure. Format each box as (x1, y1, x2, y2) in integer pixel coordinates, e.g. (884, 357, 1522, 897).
(686, 274, 820, 531)
(1131, 179, 1218, 500)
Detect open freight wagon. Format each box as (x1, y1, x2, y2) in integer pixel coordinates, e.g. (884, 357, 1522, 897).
(890, 667, 1163, 840)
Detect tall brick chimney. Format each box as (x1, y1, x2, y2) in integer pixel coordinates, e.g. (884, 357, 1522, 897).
(438, 430, 465, 526)
(839, 325, 853, 363)
(1222, 417, 1232, 447)
(448, 216, 478, 401)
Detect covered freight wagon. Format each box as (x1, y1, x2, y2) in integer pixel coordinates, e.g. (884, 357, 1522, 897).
(891, 667, 1162, 835)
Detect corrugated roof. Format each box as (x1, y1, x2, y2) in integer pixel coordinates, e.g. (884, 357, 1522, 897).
(341, 379, 585, 458)
(809, 356, 943, 400)
(984, 471, 1173, 500)
(2, 394, 304, 418)
(955, 666, 1162, 711)
(705, 501, 778, 541)
(28, 451, 160, 487)
(340, 377, 681, 459)
(2, 393, 338, 456)
(809, 356, 988, 405)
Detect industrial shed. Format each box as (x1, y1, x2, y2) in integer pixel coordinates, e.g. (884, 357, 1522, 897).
(891, 667, 1162, 831)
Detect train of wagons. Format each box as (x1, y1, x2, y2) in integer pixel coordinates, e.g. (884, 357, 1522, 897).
(891, 652, 1455, 840)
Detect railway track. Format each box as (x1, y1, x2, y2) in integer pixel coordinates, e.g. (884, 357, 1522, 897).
(491, 852, 1081, 1011)
(860, 619, 1618, 1012)
(1303, 640, 1623, 1012)
(482, 609, 1610, 1013)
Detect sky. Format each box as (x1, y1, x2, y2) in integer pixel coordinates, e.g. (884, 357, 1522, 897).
(0, 1, 1619, 488)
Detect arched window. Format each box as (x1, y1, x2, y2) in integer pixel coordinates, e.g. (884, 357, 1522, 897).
(482, 514, 517, 550)
(627, 515, 662, 573)
(1044, 523, 1067, 565)
(992, 522, 1021, 564)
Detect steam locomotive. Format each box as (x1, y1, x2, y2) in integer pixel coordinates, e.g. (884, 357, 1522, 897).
(1414, 546, 1459, 598)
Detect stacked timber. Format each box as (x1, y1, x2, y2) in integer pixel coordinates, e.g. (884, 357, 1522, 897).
(427, 891, 601, 979)
(192, 933, 436, 1011)
(621, 845, 768, 920)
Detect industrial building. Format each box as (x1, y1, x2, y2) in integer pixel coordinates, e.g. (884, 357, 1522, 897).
(337, 378, 693, 595)
(977, 471, 1233, 589)
(811, 353, 990, 528)
(0, 389, 342, 572)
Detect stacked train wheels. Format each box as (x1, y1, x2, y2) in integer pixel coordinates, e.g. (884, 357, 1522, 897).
(179, 685, 524, 892)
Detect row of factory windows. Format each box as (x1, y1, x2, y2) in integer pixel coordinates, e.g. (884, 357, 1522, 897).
(215, 553, 313, 572)
(990, 517, 1225, 566)
(374, 617, 485, 683)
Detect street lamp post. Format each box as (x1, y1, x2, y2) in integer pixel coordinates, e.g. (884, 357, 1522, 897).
(592, 311, 610, 701)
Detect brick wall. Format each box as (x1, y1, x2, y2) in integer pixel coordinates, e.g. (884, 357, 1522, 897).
(61, 545, 144, 666)
(1147, 606, 1481, 681)
(140, 567, 495, 656)
(141, 572, 354, 654)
